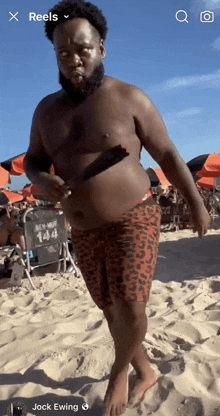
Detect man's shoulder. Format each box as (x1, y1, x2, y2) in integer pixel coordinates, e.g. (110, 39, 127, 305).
(104, 76, 149, 101)
(36, 90, 62, 110)
(104, 76, 136, 92)
(32, 90, 64, 124)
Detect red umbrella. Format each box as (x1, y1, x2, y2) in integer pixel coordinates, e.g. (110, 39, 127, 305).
(146, 168, 171, 187)
(25, 195, 36, 203)
(1, 153, 25, 176)
(1, 153, 55, 177)
(197, 177, 215, 190)
(0, 166, 10, 187)
(197, 154, 220, 178)
(187, 153, 220, 178)
(0, 190, 24, 205)
(22, 184, 41, 196)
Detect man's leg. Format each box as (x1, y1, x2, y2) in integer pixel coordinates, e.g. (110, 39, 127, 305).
(102, 297, 156, 416)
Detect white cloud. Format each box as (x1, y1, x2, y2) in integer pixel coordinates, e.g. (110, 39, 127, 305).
(211, 37, 220, 51)
(163, 107, 202, 125)
(191, 0, 220, 15)
(152, 70, 220, 91)
(174, 107, 202, 117)
(201, 0, 220, 9)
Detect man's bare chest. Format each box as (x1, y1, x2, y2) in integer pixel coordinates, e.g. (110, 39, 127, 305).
(40, 99, 136, 160)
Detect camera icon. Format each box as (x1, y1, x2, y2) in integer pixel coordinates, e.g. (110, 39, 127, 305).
(200, 10, 214, 23)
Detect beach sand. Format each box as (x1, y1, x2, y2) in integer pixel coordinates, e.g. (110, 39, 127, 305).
(0, 227, 220, 416)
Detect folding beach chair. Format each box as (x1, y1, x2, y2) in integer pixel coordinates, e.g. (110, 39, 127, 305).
(4, 205, 80, 290)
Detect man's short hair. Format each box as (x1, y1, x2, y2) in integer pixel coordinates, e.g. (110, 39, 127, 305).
(45, 0, 108, 42)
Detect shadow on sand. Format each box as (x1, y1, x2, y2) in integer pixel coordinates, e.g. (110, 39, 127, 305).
(155, 233, 220, 284)
(0, 369, 105, 415)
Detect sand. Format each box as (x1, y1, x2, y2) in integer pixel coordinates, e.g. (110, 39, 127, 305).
(0, 227, 220, 416)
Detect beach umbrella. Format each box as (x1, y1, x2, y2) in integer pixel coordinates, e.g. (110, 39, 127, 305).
(187, 153, 220, 178)
(0, 166, 10, 187)
(1, 153, 56, 177)
(1, 153, 25, 176)
(21, 184, 42, 202)
(146, 168, 171, 187)
(196, 176, 215, 190)
(0, 190, 24, 206)
(22, 184, 41, 196)
(25, 195, 36, 203)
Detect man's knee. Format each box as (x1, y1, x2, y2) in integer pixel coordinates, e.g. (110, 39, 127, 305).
(111, 296, 147, 327)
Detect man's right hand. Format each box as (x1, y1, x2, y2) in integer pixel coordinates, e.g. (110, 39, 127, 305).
(190, 201, 212, 238)
(34, 173, 71, 203)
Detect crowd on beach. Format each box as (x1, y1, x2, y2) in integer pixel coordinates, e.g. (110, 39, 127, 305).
(154, 184, 220, 231)
(0, 187, 70, 251)
(0, 184, 219, 251)
(0, 184, 46, 250)
(0, 199, 40, 249)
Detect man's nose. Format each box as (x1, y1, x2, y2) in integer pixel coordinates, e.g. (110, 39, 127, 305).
(68, 53, 81, 67)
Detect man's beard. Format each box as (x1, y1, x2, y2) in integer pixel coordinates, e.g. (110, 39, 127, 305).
(59, 62, 104, 104)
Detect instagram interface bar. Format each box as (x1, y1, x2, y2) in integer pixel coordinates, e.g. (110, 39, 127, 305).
(175, 9, 215, 23)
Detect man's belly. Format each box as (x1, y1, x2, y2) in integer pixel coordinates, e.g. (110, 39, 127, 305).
(61, 166, 151, 229)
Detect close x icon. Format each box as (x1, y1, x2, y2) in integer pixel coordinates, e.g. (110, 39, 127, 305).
(9, 12, 19, 21)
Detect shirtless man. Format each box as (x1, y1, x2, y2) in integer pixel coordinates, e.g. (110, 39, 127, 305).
(24, 1, 211, 415)
(0, 209, 25, 249)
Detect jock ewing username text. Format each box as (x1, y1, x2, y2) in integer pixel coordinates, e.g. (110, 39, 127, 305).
(32, 403, 85, 411)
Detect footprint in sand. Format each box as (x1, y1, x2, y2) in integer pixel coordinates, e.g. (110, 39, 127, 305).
(12, 295, 34, 308)
(29, 308, 55, 322)
(177, 397, 204, 416)
(52, 289, 80, 301)
(0, 329, 16, 347)
(159, 355, 185, 376)
(209, 280, 220, 293)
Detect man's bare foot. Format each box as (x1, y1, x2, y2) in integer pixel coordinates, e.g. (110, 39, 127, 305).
(102, 364, 128, 416)
(127, 368, 157, 408)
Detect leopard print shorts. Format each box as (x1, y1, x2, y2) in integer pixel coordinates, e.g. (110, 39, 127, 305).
(71, 193, 161, 310)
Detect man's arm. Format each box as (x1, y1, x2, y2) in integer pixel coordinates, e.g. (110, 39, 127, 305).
(132, 87, 211, 237)
(24, 104, 70, 202)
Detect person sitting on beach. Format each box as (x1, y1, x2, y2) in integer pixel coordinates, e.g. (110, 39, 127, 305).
(0, 208, 25, 249)
(24, 1, 211, 415)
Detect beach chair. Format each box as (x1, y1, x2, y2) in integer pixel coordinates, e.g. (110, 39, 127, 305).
(3, 206, 80, 290)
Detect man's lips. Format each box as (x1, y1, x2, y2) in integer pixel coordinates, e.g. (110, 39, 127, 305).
(69, 71, 83, 78)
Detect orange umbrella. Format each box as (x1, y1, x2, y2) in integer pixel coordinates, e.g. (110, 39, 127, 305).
(0, 190, 24, 205)
(187, 154, 220, 178)
(1, 153, 56, 177)
(146, 168, 171, 187)
(197, 177, 215, 189)
(153, 169, 171, 186)
(25, 195, 36, 203)
(22, 184, 41, 196)
(197, 154, 220, 178)
(0, 166, 10, 187)
(1, 153, 25, 176)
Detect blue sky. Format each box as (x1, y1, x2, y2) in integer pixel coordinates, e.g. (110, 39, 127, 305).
(1, 0, 220, 190)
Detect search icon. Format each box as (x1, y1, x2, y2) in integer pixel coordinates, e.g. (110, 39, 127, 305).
(175, 10, 188, 23)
